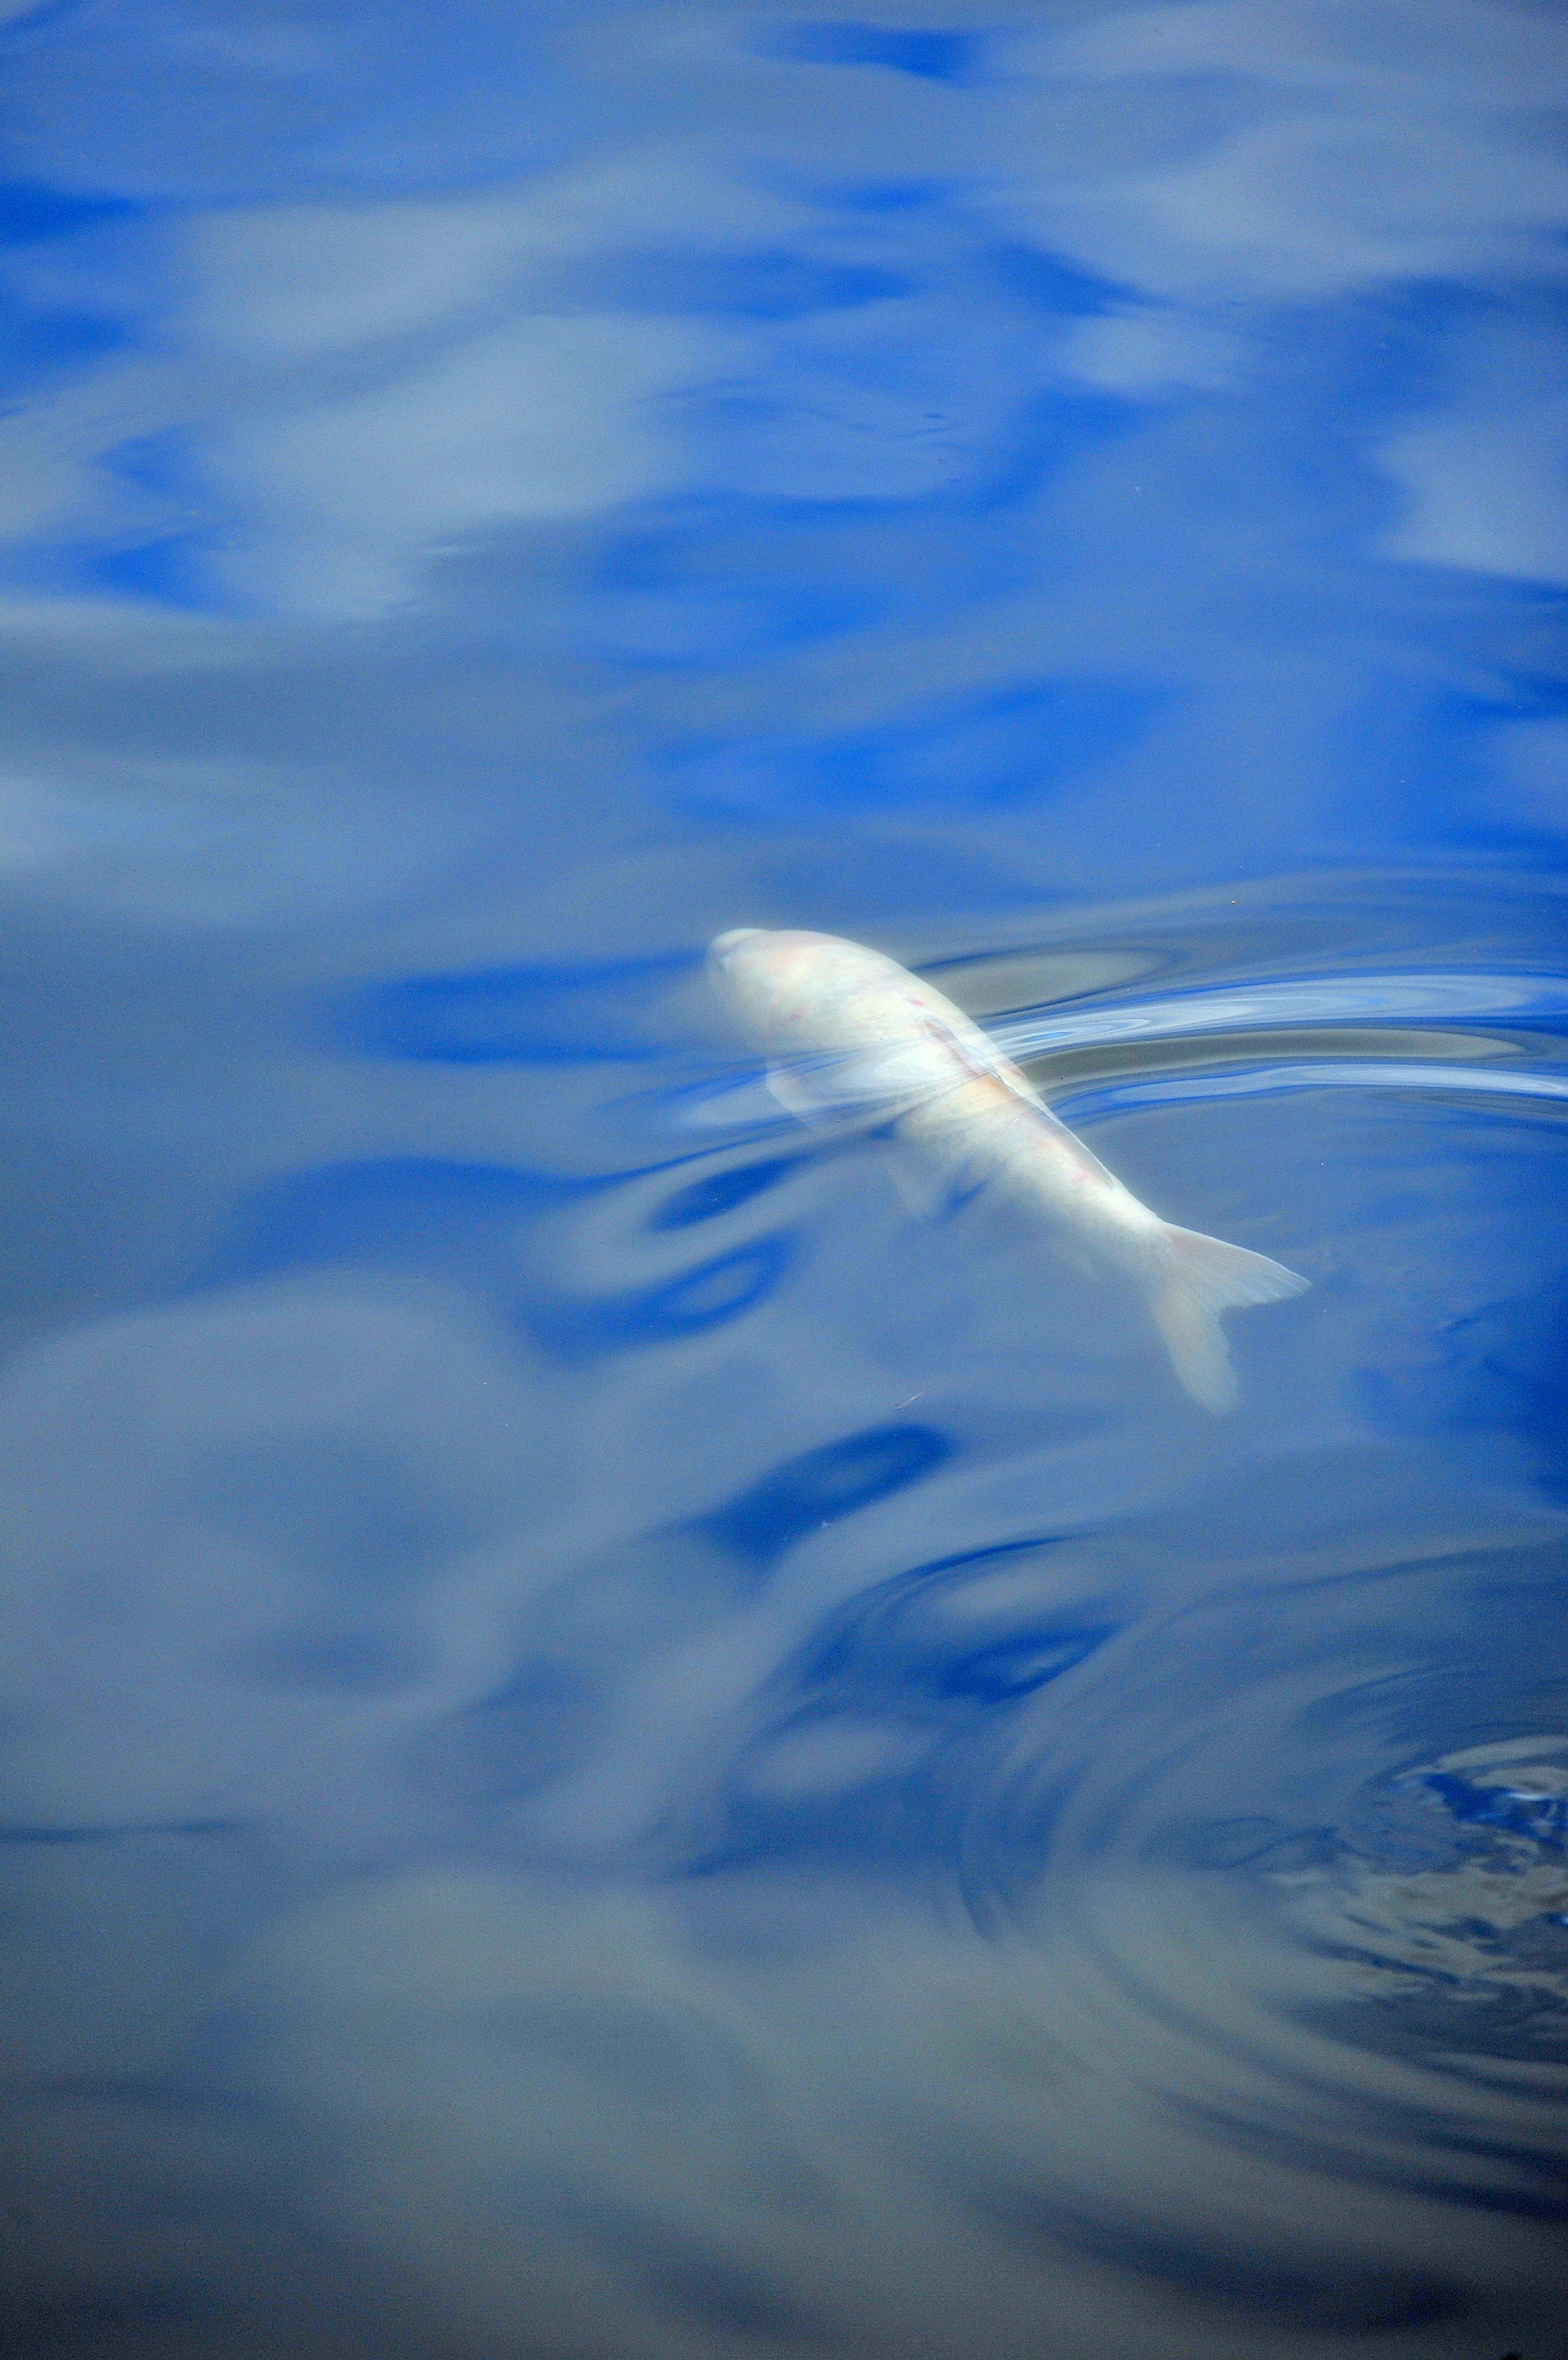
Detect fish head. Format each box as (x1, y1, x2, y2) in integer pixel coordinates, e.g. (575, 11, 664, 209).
(708, 927, 891, 1042)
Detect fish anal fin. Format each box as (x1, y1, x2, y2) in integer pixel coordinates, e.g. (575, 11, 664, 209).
(880, 1135, 957, 1219)
(879, 1119, 1009, 1222)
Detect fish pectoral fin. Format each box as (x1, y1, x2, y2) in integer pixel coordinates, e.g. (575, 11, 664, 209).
(764, 1060, 842, 1126)
(766, 1051, 947, 1129)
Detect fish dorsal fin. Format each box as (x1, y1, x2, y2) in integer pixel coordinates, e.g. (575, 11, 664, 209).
(913, 1004, 1047, 1108)
(911, 1004, 1131, 1191)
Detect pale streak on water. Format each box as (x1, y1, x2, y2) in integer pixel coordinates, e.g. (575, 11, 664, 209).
(0, 4, 1566, 2358)
(672, 963, 1568, 1130)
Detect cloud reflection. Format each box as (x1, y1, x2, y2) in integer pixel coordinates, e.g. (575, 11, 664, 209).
(1004, 0, 1568, 297)
(0, 1278, 554, 1822)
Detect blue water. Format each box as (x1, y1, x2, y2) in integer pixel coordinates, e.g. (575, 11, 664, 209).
(2, 4, 1566, 2355)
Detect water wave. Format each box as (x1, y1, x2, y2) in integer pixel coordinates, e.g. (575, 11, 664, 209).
(666, 955, 1568, 1138)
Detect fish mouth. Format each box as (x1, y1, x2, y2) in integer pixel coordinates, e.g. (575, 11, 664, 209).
(708, 927, 767, 964)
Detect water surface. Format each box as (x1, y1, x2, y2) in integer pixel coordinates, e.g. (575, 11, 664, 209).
(2, 4, 1566, 2356)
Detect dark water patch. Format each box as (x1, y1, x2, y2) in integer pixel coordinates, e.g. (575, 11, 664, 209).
(220, 1618, 430, 1696)
(1163, 2073, 1568, 2224)
(214, 1157, 586, 1288)
(0, 178, 141, 244)
(1420, 1767, 1568, 1846)
(985, 242, 1133, 317)
(1062, 2223, 1472, 2334)
(0, 285, 121, 394)
(704, 1421, 951, 1564)
(0, 1820, 248, 1846)
(1176, 1818, 1344, 1874)
(0, 2283, 211, 2357)
(667, 675, 1169, 819)
(571, 246, 913, 319)
(525, 1526, 768, 1662)
(517, 1423, 953, 1665)
(638, 2248, 814, 2340)
(692, 1532, 1124, 1870)
(674, 370, 1136, 520)
(1370, 1265, 1568, 1501)
(934, 1626, 1117, 1701)
(0, 1822, 280, 2092)
(788, 1536, 1123, 1704)
(556, 2197, 824, 2341)
(829, 177, 945, 213)
(758, 22, 982, 83)
(183, 1432, 481, 1593)
(102, 429, 207, 505)
(3, 2070, 270, 2117)
(588, 513, 875, 665)
(0, 0, 93, 38)
(698, 1713, 982, 1872)
(396, 1664, 600, 1816)
(650, 1155, 804, 1228)
(525, 1233, 795, 1358)
(969, 2178, 1472, 2333)
(359, 952, 699, 1064)
(85, 532, 229, 611)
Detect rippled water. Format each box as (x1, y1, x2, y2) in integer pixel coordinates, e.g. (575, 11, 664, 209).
(2, 4, 1567, 2356)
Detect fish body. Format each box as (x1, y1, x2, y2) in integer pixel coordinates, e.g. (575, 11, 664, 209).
(708, 927, 1307, 1412)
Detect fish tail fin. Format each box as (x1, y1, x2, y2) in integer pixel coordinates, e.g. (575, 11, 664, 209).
(1148, 1224, 1309, 1414)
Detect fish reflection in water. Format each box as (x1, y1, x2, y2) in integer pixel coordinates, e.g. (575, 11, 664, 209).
(710, 928, 1309, 1412)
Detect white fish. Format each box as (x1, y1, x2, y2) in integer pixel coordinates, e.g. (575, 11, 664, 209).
(708, 926, 1307, 1412)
